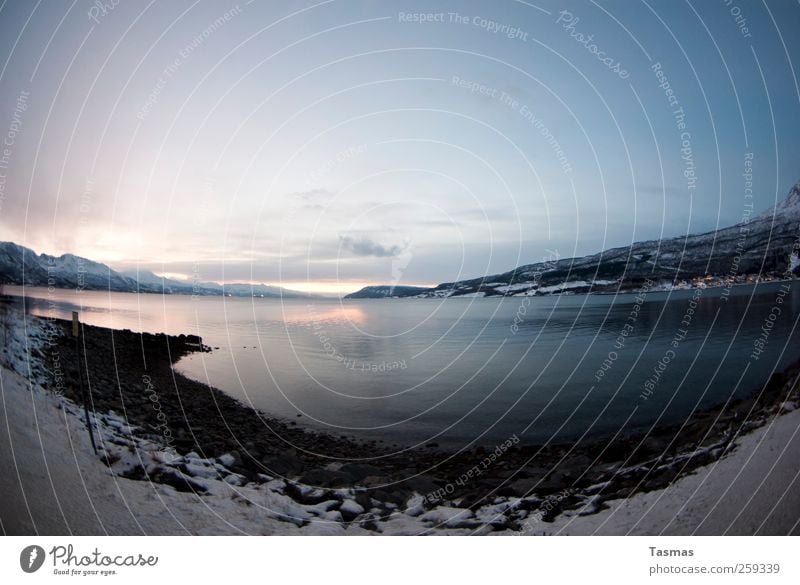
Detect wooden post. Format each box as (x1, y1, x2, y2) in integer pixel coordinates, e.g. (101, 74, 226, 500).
(73, 311, 97, 454)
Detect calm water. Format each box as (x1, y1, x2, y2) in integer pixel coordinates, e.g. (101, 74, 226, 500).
(10, 282, 799, 448)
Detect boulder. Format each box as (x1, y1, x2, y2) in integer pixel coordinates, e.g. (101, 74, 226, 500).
(339, 462, 382, 481)
(262, 452, 305, 476)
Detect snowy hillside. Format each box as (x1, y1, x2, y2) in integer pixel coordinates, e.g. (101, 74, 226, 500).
(345, 285, 431, 299)
(350, 182, 800, 299)
(0, 243, 317, 298)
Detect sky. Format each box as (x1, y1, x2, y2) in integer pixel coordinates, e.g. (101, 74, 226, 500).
(0, 0, 798, 294)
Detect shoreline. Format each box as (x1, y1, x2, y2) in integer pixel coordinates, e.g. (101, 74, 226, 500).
(2, 300, 800, 533)
(6, 276, 795, 303)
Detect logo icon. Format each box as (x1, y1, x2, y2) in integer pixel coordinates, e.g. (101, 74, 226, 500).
(20, 545, 45, 573)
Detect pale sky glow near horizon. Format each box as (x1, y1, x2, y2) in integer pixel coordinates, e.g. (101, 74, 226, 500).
(0, 1, 799, 294)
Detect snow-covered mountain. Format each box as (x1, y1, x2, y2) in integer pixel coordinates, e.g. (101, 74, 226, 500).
(345, 285, 431, 299)
(0, 243, 135, 291)
(119, 270, 293, 297)
(0, 243, 318, 298)
(346, 181, 800, 299)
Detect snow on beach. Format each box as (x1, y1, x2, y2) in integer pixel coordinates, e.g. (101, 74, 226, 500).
(537, 404, 800, 535)
(0, 306, 526, 534)
(0, 356, 531, 535)
(1, 303, 799, 535)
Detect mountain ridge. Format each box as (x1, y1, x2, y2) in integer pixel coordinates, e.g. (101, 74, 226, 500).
(0, 243, 319, 298)
(346, 182, 800, 299)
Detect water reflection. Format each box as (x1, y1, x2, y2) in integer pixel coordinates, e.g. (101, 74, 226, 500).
(7, 282, 799, 448)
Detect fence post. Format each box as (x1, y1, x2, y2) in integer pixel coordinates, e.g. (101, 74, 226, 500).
(73, 311, 97, 454)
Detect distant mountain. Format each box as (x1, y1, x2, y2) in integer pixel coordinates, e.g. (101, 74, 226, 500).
(345, 285, 432, 299)
(118, 269, 305, 298)
(346, 182, 800, 300)
(0, 243, 319, 298)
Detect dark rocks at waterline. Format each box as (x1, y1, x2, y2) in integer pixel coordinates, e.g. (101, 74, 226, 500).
(121, 464, 208, 494)
(262, 453, 306, 477)
(339, 463, 382, 481)
(299, 468, 356, 489)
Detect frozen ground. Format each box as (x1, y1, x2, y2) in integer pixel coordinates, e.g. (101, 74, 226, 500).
(533, 404, 800, 535)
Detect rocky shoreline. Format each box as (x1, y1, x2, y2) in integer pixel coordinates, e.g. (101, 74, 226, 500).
(22, 305, 800, 532)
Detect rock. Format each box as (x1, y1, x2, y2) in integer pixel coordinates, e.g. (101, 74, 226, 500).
(539, 497, 563, 522)
(361, 475, 388, 487)
(357, 512, 381, 532)
(339, 499, 365, 521)
(577, 495, 606, 516)
(535, 471, 574, 493)
(420, 506, 479, 529)
(339, 462, 382, 481)
(180, 462, 219, 479)
(372, 489, 408, 507)
(224, 474, 244, 486)
(262, 452, 305, 477)
(499, 477, 542, 498)
(298, 468, 354, 488)
(584, 480, 613, 495)
(399, 475, 440, 495)
(458, 488, 493, 510)
(218, 451, 242, 468)
(404, 494, 425, 516)
(284, 481, 332, 505)
(354, 491, 373, 511)
(149, 468, 207, 493)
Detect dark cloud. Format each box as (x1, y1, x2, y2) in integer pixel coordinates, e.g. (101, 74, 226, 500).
(633, 184, 679, 196)
(339, 236, 403, 258)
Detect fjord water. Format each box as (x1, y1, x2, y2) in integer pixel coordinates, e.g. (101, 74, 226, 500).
(14, 283, 799, 449)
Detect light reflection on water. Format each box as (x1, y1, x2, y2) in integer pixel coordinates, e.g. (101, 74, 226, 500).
(10, 282, 799, 448)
